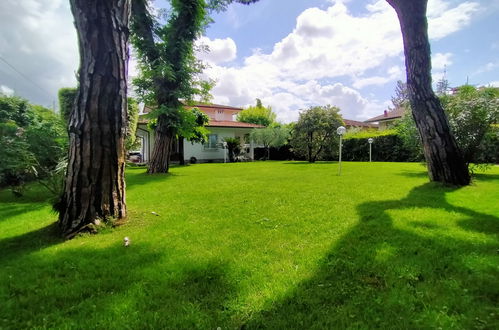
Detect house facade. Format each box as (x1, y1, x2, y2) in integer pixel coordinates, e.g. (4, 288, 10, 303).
(343, 119, 378, 130)
(135, 104, 263, 163)
(364, 107, 405, 130)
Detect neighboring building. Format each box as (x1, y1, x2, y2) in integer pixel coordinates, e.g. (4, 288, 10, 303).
(364, 107, 405, 130)
(343, 119, 378, 130)
(135, 103, 263, 163)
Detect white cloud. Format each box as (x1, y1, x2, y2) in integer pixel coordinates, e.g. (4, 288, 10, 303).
(0, 0, 78, 106)
(432, 52, 453, 70)
(428, 0, 479, 40)
(0, 85, 14, 96)
(475, 61, 499, 74)
(200, 0, 478, 122)
(353, 65, 404, 89)
(196, 36, 237, 64)
(487, 81, 499, 87)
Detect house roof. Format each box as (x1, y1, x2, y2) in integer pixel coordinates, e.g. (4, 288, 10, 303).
(206, 120, 264, 128)
(186, 103, 243, 111)
(142, 103, 243, 114)
(364, 107, 405, 123)
(343, 119, 378, 128)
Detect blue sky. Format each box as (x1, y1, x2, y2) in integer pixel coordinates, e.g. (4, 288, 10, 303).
(0, 0, 498, 122)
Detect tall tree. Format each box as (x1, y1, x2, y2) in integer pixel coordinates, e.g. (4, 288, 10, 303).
(58, 0, 130, 238)
(387, 0, 470, 186)
(130, 0, 207, 174)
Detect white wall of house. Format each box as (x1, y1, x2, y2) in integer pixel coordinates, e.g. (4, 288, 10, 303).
(184, 127, 232, 161)
(184, 126, 255, 162)
(137, 124, 257, 163)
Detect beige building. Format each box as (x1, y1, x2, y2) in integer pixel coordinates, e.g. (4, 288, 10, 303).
(364, 107, 405, 130)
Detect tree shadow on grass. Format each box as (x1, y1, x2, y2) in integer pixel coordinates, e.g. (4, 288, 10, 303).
(244, 182, 499, 329)
(0, 203, 48, 223)
(1, 241, 236, 329)
(0, 222, 62, 264)
(125, 167, 181, 190)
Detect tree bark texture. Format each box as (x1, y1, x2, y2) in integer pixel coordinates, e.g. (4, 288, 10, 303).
(387, 0, 470, 186)
(147, 115, 174, 173)
(59, 0, 130, 238)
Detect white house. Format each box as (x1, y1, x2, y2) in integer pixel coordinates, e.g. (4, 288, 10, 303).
(135, 103, 263, 163)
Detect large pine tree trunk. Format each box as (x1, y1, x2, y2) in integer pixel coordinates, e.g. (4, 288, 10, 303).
(147, 115, 174, 173)
(387, 0, 470, 186)
(59, 0, 130, 238)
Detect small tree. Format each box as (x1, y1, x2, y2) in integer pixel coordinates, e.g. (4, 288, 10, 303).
(237, 99, 276, 127)
(223, 137, 241, 162)
(250, 125, 290, 160)
(290, 105, 343, 163)
(391, 80, 410, 110)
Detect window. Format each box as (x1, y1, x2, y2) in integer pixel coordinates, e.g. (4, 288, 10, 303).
(205, 134, 218, 149)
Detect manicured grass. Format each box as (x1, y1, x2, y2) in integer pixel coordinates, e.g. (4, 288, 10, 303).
(1, 162, 498, 329)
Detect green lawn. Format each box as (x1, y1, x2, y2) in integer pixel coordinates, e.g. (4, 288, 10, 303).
(1, 162, 498, 329)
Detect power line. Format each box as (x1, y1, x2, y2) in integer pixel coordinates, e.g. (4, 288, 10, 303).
(0, 54, 54, 99)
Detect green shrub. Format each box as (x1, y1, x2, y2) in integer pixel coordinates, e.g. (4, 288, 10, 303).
(343, 132, 421, 162)
(0, 95, 67, 196)
(57, 87, 77, 123)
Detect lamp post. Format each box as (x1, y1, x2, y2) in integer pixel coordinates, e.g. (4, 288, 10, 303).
(368, 138, 373, 162)
(223, 141, 228, 163)
(336, 126, 346, 175)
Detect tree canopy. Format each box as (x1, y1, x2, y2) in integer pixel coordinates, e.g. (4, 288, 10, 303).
(290, 105, 343, 163)
(441, 85, 499, 165)
(237, 99, 276, 127)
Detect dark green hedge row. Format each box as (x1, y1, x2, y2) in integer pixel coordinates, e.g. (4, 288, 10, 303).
(342, 134, 423, 162)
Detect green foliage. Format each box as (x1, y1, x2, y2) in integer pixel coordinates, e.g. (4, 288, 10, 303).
(222, 136, 241, 162)
(0, 95, 34, 127)
(207, 0, 260, 12)
(0, 95, 67, 194)
(394, 110, 424, 161)
(178, 107, 210, 143)
(344, 128, 398, 139)
(131, 0, 208, 107)
(1, 162, 499, 328)
(57, 87, 77, 123)
(343, 133, 420, 162)
(391, 80, 409, 110)
(250, 126, 290, 160)
(441, 85, 499, 164)
(126, 98, 140, 151)
(131, 0, 211, 171)
(237, 99, 276, 127)
(290, 105, 343, 162)
(474, 124, 499, 164)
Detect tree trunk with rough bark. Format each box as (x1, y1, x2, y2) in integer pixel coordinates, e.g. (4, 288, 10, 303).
(58, 0, 130, 238)
(147, 115, 174, 173)
(387, 0, 470, 186)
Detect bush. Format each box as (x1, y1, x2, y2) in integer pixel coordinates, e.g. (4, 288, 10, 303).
(58, 87, 77, 123)
(343, 132, 420, 162)
(0, 95, 67, 196)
